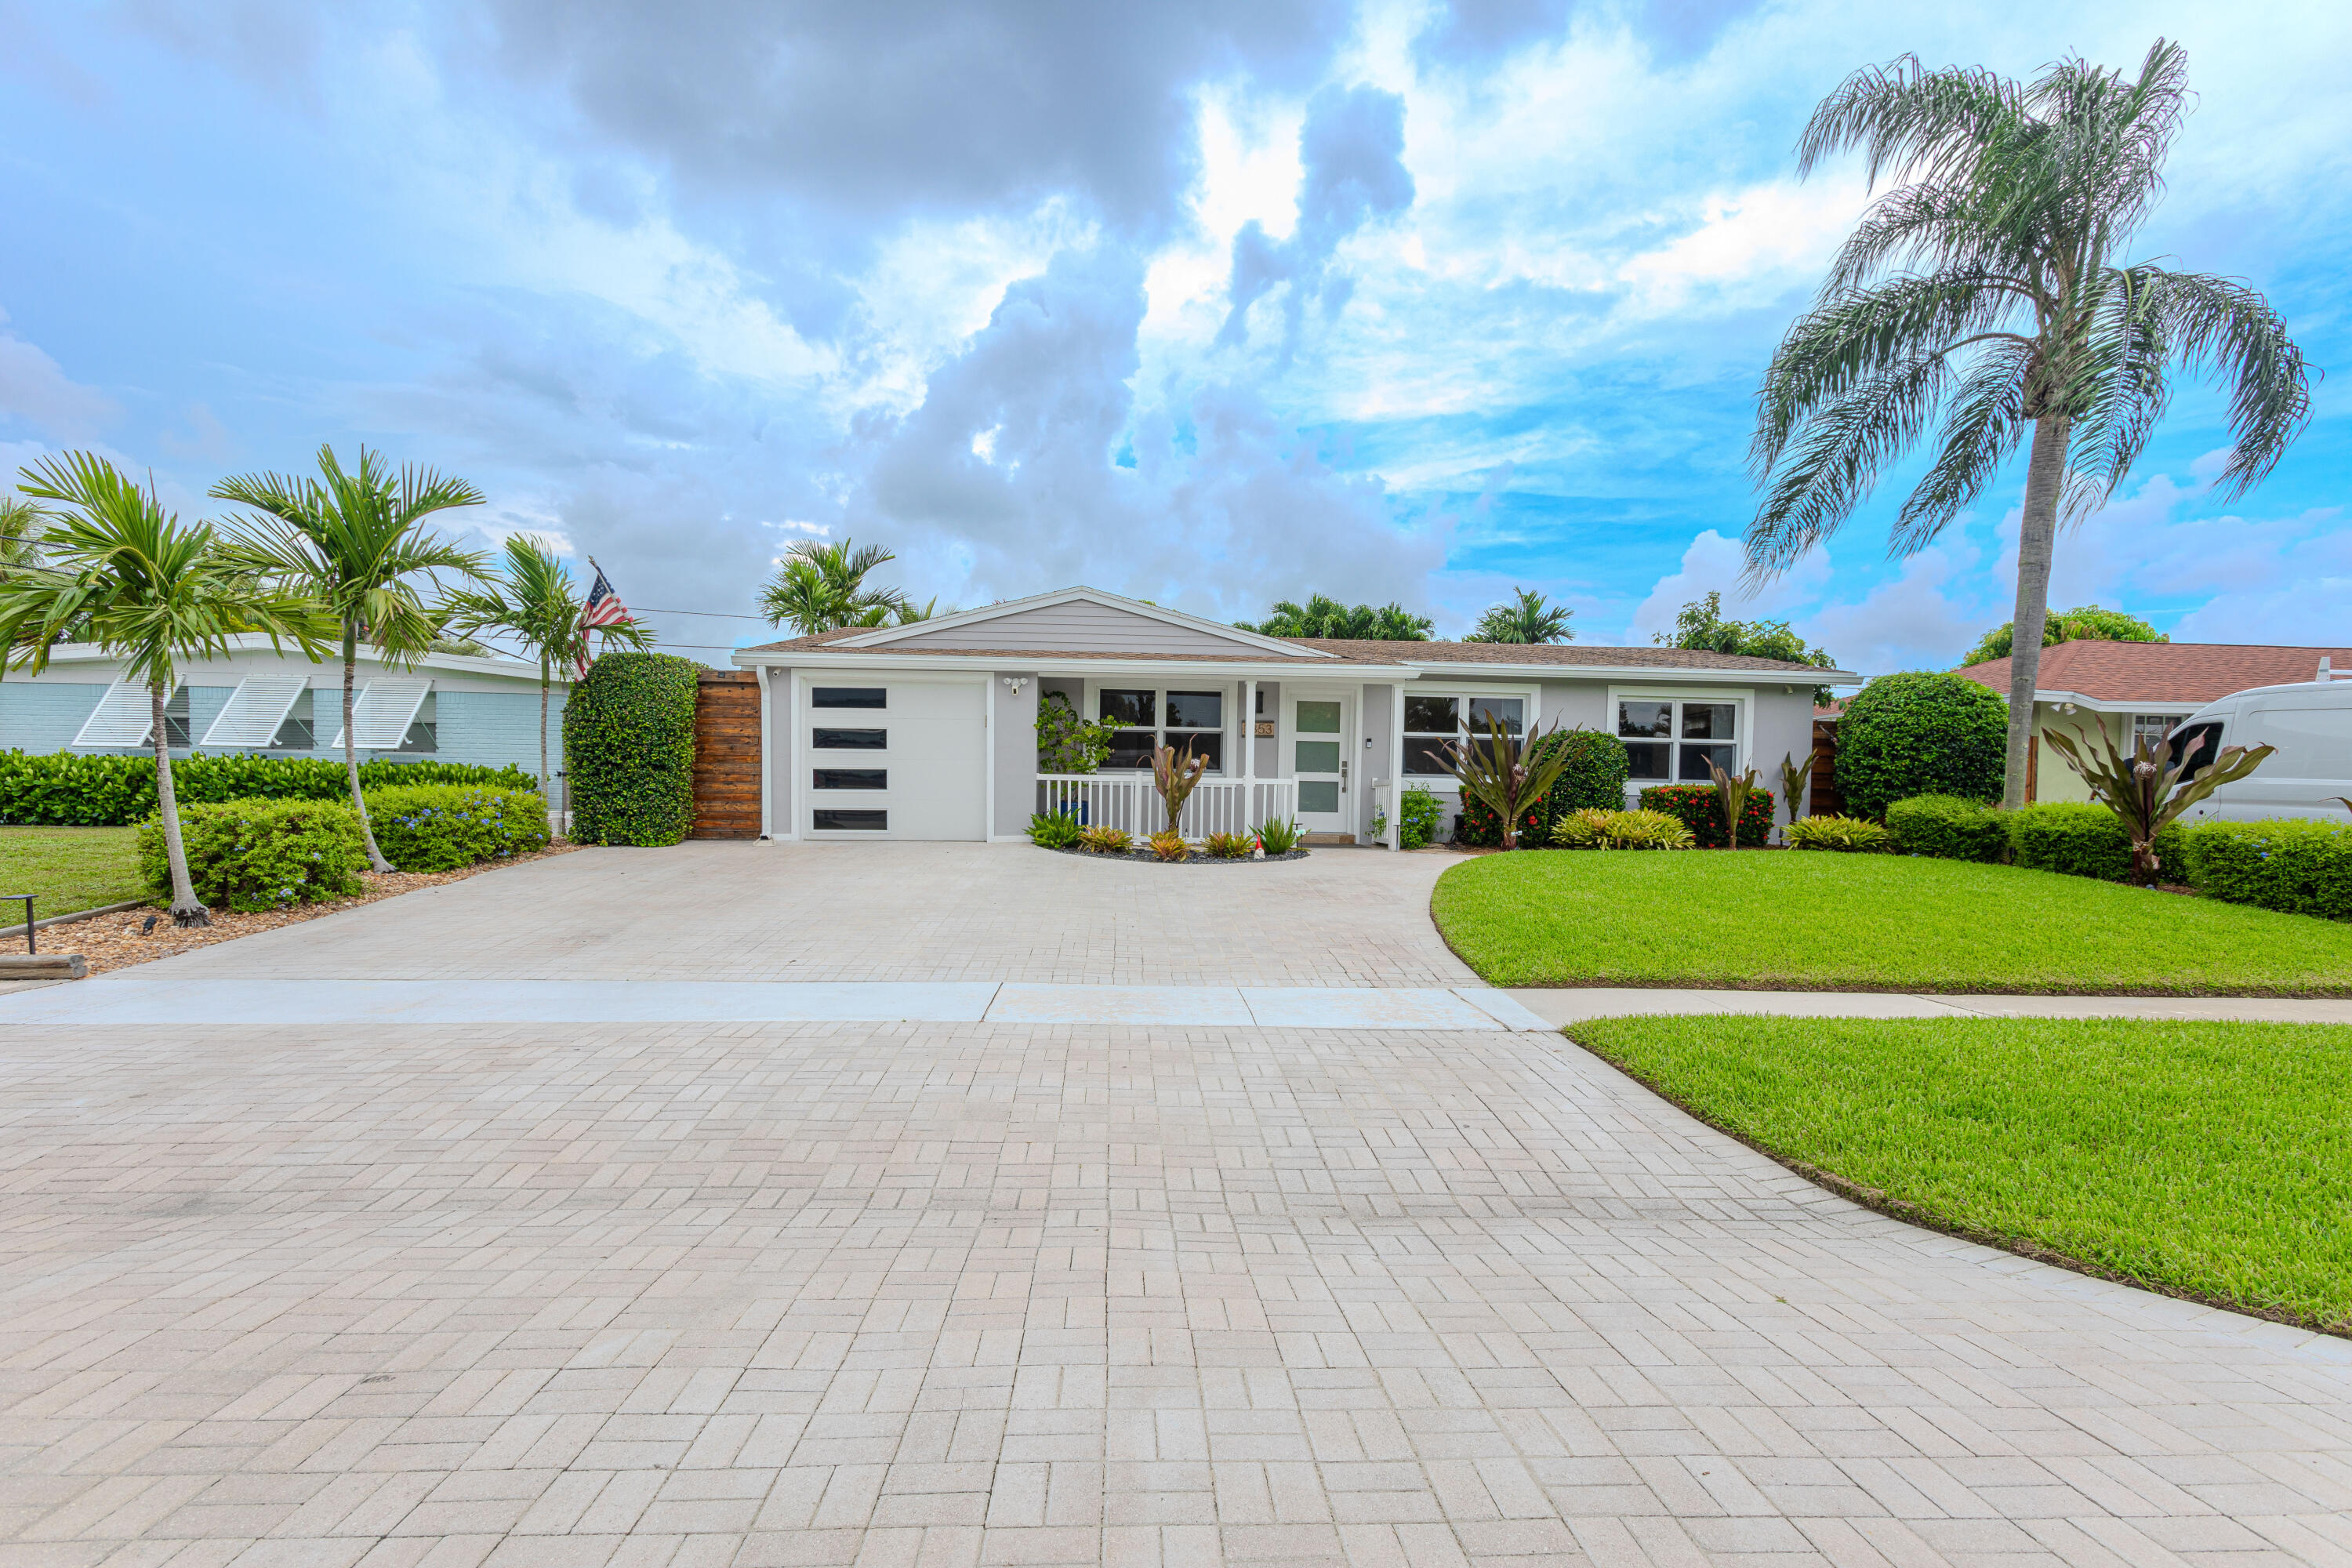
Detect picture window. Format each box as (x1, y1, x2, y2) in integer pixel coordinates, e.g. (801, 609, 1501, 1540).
(1619, 698, 1739, 782)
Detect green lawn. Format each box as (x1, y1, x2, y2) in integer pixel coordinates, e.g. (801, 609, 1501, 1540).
(1432, 851, 2352, 993)
(0, 826, 145, 919)
(1571, 1014, 2352, 1333)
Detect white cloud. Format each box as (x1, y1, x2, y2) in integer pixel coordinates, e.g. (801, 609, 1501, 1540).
(0, 310, 116, 441)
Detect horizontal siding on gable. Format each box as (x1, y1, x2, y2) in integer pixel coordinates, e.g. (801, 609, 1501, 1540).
(878, 601, 1276, 656)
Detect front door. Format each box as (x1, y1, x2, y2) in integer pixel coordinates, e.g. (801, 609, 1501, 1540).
(1288, 692, 1354, 835)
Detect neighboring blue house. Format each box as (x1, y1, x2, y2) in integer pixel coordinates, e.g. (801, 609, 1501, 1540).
(0, 637, 572, 782)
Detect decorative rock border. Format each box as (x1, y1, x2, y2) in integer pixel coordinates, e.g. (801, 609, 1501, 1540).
(1042, 846, 1310, 867)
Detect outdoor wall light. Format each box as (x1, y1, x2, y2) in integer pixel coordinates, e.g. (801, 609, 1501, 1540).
(1000, 676, 1029, 694)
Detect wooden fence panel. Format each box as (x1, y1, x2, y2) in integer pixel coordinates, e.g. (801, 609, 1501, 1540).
(1808, 717, 1843, 818)
(691, 670, 762, 839)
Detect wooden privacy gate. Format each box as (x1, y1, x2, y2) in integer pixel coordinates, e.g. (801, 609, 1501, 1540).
(691, 670, 761, 839)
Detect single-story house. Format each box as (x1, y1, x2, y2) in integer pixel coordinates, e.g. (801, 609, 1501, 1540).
(0, 637, 571, 779)
(1955, 639, 2352, 803)
(730, 586, 1855, 847)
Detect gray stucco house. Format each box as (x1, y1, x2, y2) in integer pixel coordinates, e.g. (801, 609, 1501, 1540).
(735, 586, 1855, 847)
(0, 637, 570, 779)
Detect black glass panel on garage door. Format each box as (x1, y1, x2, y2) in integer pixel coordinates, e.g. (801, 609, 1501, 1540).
(811, 809, 887, 831)
(811, 687, 887, 708)
(812, 728, 887, 749)
(812, 768, 887, 790)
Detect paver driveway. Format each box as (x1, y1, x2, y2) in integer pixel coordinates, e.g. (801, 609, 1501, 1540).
(4, 844, 2350, 1566)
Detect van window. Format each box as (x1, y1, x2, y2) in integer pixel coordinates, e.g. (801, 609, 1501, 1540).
(2245, 707, 2352, 775)
(2166, 721, 2222, 774)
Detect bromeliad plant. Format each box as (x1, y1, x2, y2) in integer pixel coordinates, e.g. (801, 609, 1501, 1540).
(1151, 742, 1208, 833)
(1147, 828, 1189, 862)
(1444, 716, 1571, 851)
(2042, 724, 2274, 886)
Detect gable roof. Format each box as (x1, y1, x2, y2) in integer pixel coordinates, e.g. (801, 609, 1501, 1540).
(1956, 640, 2351, 708)
(817, 586, 1331, 659)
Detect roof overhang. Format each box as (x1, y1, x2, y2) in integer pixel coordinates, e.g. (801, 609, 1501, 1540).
(2031, 690, 2209, 715)
(1396, 659, 1860, 685)
(730, 646, 1855, 686)
(25, 636, 557, 682)
(820, 585, 1338, 659)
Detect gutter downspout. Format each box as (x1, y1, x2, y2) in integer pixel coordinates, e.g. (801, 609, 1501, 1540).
(755, 662, 773, 841)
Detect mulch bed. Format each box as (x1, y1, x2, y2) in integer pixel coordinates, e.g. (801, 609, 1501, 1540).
(1044, 846, 1311, 866)
(34, 844, 581, 975)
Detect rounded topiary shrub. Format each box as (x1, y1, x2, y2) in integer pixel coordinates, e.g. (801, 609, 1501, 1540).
(1835, 671, 2006, 819)
(139, 797, 368, 911)
(565, 652, 700, 847)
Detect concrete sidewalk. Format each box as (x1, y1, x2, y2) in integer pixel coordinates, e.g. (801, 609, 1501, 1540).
(1506, 986, 2352, 1025)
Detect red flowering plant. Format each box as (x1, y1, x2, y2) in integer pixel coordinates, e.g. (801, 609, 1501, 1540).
(1443, 717, 1570, 851)
(1638, 784, 1775, 848)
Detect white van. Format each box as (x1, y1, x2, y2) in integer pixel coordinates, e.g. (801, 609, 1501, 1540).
(2168, 678, 2352, 822)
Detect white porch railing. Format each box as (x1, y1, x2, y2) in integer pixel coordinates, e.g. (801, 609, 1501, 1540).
(1036, 775, 1298, 840)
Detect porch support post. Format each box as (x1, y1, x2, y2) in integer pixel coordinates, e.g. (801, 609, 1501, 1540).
(1243, 678, 1258, 822)
(1388, 681, 1406, 851)
(754, 662, 773, 841)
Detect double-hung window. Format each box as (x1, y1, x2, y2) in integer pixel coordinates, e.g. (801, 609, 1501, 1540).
(1619, 698, 1740, 782)
(1098, 688, 1225, 771)
(2132, 713, 2187, 751)
(1402, 693, 1525, 775)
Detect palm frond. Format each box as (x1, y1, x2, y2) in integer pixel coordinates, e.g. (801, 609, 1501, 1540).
(1796, 56, 2022, 191)
(1889, 338, 2033, 554)
(2137, 267, 2314, 500)
(1745, 350, 1952, 581)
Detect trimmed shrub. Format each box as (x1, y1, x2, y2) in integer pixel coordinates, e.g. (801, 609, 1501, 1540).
(1784, 815, 1893, 852)
(1396, 785, 1445, 850)
(2182, 820, 2352, 921)
(1835, 671, 2005, 819)
(1886, 793, 2009, 862)
(2007, 803, 2187, 883)
(366, 785, 550, 872)
(138, 798, 368, 912)
(1638, 783, 1775, 848)
(564, 652, 699, 847)
(0, 750, 536, 827)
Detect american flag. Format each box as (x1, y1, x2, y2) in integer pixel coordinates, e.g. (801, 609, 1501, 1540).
(575, 559, 633, 677)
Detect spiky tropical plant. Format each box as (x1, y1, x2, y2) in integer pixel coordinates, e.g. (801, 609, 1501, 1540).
(758, 537, 906, 634)
(1444, 716, 1571, 850)
(440, 535, 655, 800)
(212, 445, 487, 873)
(1779, 751, 1812, 822)
(1151, 742, 1209, 833)
(1708, 760, 1762, 849)
(2042, 723, 2274, 884)
(1461, 588, 1573, 644)
(0, 455, 333, 923)
(1744, 40, 2312, 809)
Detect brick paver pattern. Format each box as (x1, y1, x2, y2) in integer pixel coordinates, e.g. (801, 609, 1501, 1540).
(5, 1014, 2350, 1567)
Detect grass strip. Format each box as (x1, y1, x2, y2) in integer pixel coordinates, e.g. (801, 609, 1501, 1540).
(0, 826, 146, 920)
(1432, 851, 2352, 993)
(1570, 1014, 2352, 1334)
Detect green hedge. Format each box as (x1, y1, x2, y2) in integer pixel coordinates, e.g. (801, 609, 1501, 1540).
(566, 652, 699, 846)
(1835, 672, 2006, 819)
(1638, 783, 1774, 848)
(139, 798, 368, 912)
(2183, 820, 2352, 921)
(368, 785, 550, 872)
(0, 750, 536, 827)
(1887, 793, 2010, 862)
(2006, 802, 2187, 882)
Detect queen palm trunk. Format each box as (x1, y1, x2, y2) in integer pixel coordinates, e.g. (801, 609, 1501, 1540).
(342, 623, 394, 873)
(150, 679, 207, 925)
(2001, 415, 2071, 809)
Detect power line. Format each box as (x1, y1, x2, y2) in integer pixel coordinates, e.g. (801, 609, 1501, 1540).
(630, 607, 774, 619)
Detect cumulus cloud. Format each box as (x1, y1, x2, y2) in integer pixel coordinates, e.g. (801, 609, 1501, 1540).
(0, 310, 116, 442)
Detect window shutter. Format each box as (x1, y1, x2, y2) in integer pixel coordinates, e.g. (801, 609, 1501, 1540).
(328, 678, 432, 750)
(71, 681, 175, 748)
(198, 676, 311, 748)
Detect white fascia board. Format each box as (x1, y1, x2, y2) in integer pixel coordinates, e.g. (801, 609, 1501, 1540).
(731, 648, 1424, 681)
(2032, 690, 2194, 715)
(1398, 660, 1860, 684)
(826, 585, 1338, 660)
(27, 637, 549, 683)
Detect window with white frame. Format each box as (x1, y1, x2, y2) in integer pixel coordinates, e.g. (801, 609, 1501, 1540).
(1098, 687, 1225, 771)
(1403, 691, 1526, 775)
(2132, 713, 2187, 751)
(1618, 697, 1740, 782)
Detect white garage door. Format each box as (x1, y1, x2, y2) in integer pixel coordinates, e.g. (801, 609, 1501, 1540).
(802, 677, 987, 840)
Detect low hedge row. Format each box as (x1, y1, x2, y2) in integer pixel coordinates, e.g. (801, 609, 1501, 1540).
(2006, 802, 2188, 882)
(1886, 793, 2009, 862)
(2182, 820, 2352, 922)
(1, 750, 536, 826)
(1639, 784, 1775, 848)
(133, 785, 549, 909)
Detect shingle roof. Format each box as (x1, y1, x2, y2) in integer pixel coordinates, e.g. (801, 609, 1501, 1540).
(739, 630, 1838, 674)
(1955, 641, 2351, 706)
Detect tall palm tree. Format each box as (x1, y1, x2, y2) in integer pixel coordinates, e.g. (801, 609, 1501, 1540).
(0, 496, 50, 679)
(1462, 587, 1574, 644)
(441, 535, 655, 799)
(0, 455, 332, 924)
(1243, 595, 1435, 640)
(212, 445, 487, 873)
(758, 537, 906, 634)
(1744, 41, 2311, 807)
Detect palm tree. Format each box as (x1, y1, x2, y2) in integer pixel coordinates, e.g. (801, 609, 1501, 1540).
(212, 445, 488, 873)
(1243, 594, 1434, 640)
(758, 538, 905, 634)
(0, 455, 332, 924)
(0, 496, 51, 678)
(1462, 588, 1573, 644)
(441, 535, 655, 799)
(1744, 41, 2311, 808)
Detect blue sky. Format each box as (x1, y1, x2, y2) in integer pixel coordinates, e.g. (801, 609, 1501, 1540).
(2, 0, 2347, 674)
